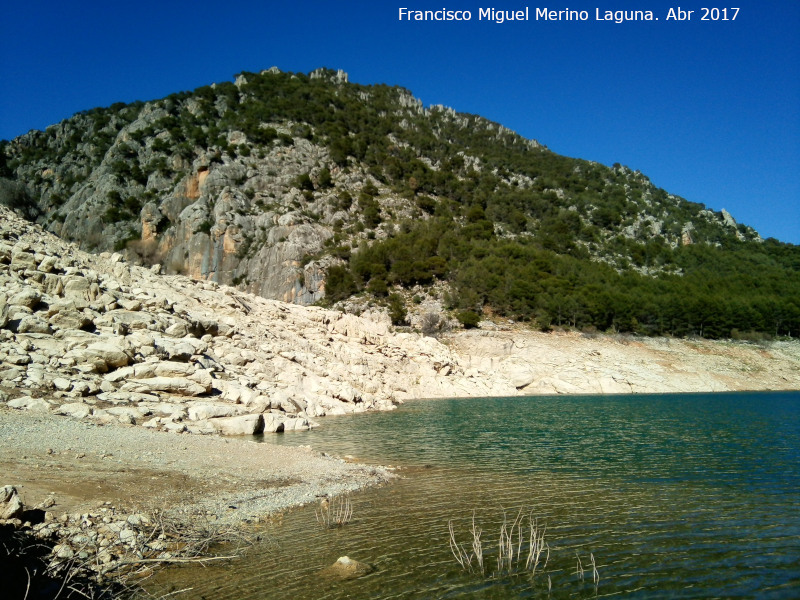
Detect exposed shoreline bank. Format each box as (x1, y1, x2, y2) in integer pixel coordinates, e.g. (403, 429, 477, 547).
(0, 406, 393, 597)
(2, 339, 798, 596)
(2, 203, 799, 594)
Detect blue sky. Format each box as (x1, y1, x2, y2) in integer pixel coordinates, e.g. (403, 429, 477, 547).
(2, 1, 798, 243)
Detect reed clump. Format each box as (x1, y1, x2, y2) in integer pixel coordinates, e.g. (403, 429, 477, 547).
(448, 508, 600, 590)
(315, 494, 353, 529)
(448, 508, 548, 578)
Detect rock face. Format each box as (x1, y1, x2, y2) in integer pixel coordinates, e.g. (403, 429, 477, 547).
(1, 68, 763, 313)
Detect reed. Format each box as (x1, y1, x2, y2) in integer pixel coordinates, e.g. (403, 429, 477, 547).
(315, 494, 353, 529)
(448, 508, 550, 579)
(448, 507, 602, 593)
(470, 511, 484, 574)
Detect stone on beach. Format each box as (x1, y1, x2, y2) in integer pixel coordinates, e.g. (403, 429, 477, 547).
(208, 413, 264, 435)
(0, 485, 24, 520)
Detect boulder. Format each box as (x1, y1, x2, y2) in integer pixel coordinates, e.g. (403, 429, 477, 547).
(66, 345, 129, 373)
(117, 298, 142, 311)
(16, 315, 53, 334)
(320, 556, 374, 580)
(7, 396, 51, 412)
(105, 407, 147, 422)
(120, 377, 209, 396)
(49, 310, 92, 330)
(106, 361, 195, 382)
(208, 414, 264, 435)
(52, 377, 73, 391)
(86, 340, 132, 369)
(62, 276, 91, 301)
(187, 402, 246, 421)
(164, 322, 189, 338)
(55, 402, 92, 419)
(10, 250, 37, 272)
(0, 486, 24, 520)
(500, 360, 536, 389)
(163, 421, 187, 433)
(96, 391, 160, 404)
(9, 288, 41, 308)
(262, 413, 286, 433)
(37, 255, 58, 272)
(283, 416, 315, 431)
(139, 402, 187, 419)
(153, 338, 198, 361)
(216, 380, 260, 404)
(101, 309, 157, 330)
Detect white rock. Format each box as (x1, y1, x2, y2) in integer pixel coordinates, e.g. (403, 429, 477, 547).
(120, 377, 209, 396)
(0, 485, 24, 520)
(187, 402, 246, 421)
(7, 396, 51, 412)
(208, 414, 264, 435)
(55, 402, 92, 419)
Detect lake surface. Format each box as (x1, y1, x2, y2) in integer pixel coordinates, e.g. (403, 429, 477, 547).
(149, 391, 800, 599)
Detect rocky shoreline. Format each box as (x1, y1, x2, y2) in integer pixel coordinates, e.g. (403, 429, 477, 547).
(1, 203, 799, 595)
(0, 406, 392, 597)
(2, 204, 798, 438)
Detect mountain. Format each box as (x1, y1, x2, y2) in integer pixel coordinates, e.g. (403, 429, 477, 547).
(1, 67, 798, 339)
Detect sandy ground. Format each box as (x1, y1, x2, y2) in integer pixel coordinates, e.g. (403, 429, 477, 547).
(0, 406, 391, 524)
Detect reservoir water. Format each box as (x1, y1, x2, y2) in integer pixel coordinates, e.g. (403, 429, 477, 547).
(148, 391, 800, 598)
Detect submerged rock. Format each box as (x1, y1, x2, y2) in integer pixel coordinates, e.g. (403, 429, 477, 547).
(320, 555, 374, 579)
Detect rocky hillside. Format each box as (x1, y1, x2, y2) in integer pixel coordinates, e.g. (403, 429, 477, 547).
(2, 205, 798, 436)
(0, 204, 512, 436)
(1, 67, 799, 338)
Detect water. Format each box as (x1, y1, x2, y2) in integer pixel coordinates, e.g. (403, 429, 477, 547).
(148, 392, 800, 598)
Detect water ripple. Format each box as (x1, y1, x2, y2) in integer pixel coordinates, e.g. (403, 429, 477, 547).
(147, 391, 800, 599)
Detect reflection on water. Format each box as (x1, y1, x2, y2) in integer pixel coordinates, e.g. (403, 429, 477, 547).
(147, 392, 800, 599)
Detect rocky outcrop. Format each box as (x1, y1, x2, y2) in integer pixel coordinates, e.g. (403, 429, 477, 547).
(0, 205, 469, 435)
(2, 67, 766, 316)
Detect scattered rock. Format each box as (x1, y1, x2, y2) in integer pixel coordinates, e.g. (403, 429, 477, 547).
(7, 396, 51, 412)
(55, 402, 92, 419)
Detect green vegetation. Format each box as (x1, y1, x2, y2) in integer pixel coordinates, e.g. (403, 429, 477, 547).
(1, 67, 797, 339)
(329, 215, 800, 337)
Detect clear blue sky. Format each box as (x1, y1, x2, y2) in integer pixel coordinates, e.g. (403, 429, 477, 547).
(2, 1, 797, 243)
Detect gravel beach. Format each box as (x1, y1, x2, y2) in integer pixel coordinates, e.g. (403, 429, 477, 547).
(0, 405, 393, 525)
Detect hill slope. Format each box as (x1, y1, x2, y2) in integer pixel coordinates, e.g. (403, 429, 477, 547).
(1, 204, 798, 432)
(1, 67, 798, 338)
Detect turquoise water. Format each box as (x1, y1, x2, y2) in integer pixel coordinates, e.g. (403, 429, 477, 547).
(150, 391, 800, 598)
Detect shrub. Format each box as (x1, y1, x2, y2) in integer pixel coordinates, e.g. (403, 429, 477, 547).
(388, 293, 407, 325)
(295, 173, 315, 192)
(318, 167, 333, 189)
(457, 310, 481, 329)
(325, 265, 358, 302)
